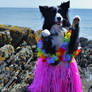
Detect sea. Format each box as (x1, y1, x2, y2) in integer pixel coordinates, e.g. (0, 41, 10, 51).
(0, 8, 92, 40)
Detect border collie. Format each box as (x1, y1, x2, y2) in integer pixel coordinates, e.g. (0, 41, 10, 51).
(26, 1, 82, 92)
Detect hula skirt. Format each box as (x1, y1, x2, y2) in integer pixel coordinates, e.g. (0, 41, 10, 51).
(28, 58, 83, 92)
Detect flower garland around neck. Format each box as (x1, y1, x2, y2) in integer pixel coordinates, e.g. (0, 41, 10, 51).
(37, 30, 81, 64)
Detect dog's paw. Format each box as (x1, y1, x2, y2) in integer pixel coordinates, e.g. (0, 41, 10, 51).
(72, 15, 80, 29)
(41, 29, 51, 37)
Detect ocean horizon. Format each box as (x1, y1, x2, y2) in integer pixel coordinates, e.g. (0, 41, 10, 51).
(0, 8, 92, 40)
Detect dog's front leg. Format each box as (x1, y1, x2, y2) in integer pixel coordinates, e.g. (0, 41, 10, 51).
(68, 16, 80, 54)
(41, 29, 56, 54)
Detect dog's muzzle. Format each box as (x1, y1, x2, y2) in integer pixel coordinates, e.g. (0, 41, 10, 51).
(55, 13, 63, 25)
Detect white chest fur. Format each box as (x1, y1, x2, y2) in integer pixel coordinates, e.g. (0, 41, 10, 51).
(50, 24, 67, 51)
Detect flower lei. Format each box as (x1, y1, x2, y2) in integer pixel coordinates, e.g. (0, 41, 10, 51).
(37, 30, 81, 64)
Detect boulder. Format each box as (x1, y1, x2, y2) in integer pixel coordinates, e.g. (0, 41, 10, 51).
(0, 31, 11, 47)
(9, 29, 23, 48)
(0, 45, 14, 60)
(14, 46, 33, 65)
(87, 40, 92, 48)
(80, 37, 88, 47)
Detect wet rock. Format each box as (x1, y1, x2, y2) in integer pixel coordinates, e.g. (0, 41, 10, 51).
(0, 25, 38, 92)
(25, 78, 33, 85)
(80, 37, 88, 47)
(77, 39, 92, 67)
(76, 37, 92, 92)
(10, 29, 23, 48)
(89, 55, 92, 59)
(88, 85, 92, 92)
(78, 66, 84, 78)
(0, 45, 35, 92)
(78, 66, 83, 75)
(0, 31, 11, 47)
(22, 28, 36, 46)
(14, 46, 33, 63)
(0, 25, 37, 49)
(88, 64, 92, 67)
(88, 40, 92, 44)
(0, 45, 14, 60)
(15, 86, 28, 92)
(15, 75, 22, 84)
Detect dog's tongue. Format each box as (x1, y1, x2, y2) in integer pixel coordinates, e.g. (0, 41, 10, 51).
(57, 21, 61, 25)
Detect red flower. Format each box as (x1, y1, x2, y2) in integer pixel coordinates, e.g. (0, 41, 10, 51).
(59, 56, 63, 61)
(59, 48, 66, 55)
(42, 58, 46, 62)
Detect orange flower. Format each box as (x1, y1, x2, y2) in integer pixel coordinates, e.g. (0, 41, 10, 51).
(68, 30, 72, 33)
(56, 52, 61, 56)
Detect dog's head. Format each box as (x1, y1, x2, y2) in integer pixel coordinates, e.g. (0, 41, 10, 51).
(39, 1, 70, 30)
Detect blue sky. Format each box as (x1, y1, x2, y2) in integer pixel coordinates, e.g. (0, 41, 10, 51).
(0, 0, 92, 9)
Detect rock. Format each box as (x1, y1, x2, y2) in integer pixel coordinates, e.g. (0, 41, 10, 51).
(0, 31, 11, 47)
(88, 85, 92, 92)
(87, 66, 92, 72)
(9, 26, 36, 48)
(78, 66, 83, 78)
(77, 42, 92, 67)
(86, 40, 92, 48)
(0, 25, 38, 92)
(0, 45, 35, 92)
(15, 86, 28, 92)
(14, 46, 33, 63)
(0, 45, 14, 59)
(88, 40, 92, 44)
(89, 55, 92, 59)
(10, 29, 23, 48)
(15, 75, 22, 84)
(25, 78, 33, 84)
(23, 29, 36, 46)
(78, 66, 83, 74)
(80, 37, 88, 47)
(0, 25, 37, 49)
(88, 64, 92, 67)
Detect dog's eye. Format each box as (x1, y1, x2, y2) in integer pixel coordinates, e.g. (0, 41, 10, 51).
(58, 9, 62, 13)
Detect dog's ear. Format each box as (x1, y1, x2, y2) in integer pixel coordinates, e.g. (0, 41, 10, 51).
(59, 1, 70, 9)
(58, 1, 71, 27)
(39, 6, 48, 17)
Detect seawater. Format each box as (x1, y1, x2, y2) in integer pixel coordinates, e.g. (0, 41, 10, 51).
(0, 8, 92, 40)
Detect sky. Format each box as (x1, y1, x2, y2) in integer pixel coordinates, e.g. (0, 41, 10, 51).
(0, 0, 92, 9)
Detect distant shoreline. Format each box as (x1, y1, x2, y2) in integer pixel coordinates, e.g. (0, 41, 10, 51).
(0, 7, 92, 10)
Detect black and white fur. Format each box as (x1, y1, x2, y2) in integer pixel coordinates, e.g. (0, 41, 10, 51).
(39, 1, 70, 30)
(39, 1, 80, 63)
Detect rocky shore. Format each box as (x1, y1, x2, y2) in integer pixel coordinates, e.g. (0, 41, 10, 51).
(0, 25, 37, 92)
(77, 37, 92, 92)
(0, 25, 92, 92)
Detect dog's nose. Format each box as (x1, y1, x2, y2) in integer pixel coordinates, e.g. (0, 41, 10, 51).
(55, 13, 63, 22)
(57, 17, 61, 21)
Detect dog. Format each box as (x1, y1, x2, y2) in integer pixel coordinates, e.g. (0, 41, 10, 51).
(39, 1, 80, 65)
(26, 1, 82, 92)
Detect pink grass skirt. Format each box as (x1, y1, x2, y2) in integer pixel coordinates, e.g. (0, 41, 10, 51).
(28, 58, 83, 92)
